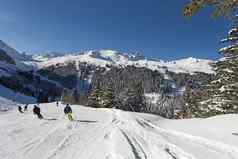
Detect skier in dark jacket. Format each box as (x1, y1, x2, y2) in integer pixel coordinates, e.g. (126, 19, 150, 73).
(24, 104, 28, 111)
(33, 105, 43, 119)
(64, 104, 73, 121)
(18, 106, 23, 113)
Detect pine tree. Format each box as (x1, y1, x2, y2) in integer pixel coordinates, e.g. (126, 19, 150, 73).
(184, 0, 238, 17)
(187, 16, 238, 117)
(183, 0, 238, 118)
(87, 86, 103, 108)
(61, 89, 74, 104)
(118, 82, 146, 112)
(101, 86, 115, 108)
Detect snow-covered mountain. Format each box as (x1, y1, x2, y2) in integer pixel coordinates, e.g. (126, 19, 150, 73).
(32, 52, 71, 62)
(0, 40, 33, 72)
(0, 41, 29, 77)
(34, 50, 214, 75)
(0, 40, 25, 61)
(0, 39, 214, 75)
(0, 41, 64, 105)
(0, 40, 215, 117)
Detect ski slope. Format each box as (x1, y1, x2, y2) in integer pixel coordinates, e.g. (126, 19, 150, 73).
(1, 103, 238, 159)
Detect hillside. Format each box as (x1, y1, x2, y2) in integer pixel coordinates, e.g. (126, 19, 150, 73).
(0, 40, 33, 71)
(0, 84, 36, 109)
(34, 50, 214, 118)
(1, 102, 238, 159)
(0, 40, 216, 118)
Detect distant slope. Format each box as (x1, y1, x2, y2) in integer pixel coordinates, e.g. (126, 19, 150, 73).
(35, 50, 215, 75)
(0, 84, 36, 103)
(0, 40, 33, 71)
(0, 84, 36, 111)
(0, 40, 25, 61)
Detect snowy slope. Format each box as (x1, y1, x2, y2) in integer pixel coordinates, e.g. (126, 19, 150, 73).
(0, 84, 36, 110)
(0, 96, 16, 112)
(1, 102, 238, 159)
(35, 50, 214, 74)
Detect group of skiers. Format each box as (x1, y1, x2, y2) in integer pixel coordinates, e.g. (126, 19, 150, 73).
(18, 104, 28, 113)
(18, 102, 74, 121)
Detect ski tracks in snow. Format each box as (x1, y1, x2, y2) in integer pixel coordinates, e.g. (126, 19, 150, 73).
(110, 109, 238, 159)
(1, 106, 238, 159)
(136, 116, 238, 159)
(110, 110, 197, 159)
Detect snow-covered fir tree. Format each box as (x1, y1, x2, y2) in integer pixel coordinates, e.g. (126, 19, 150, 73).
(116, 82, 146, 112)
(101, 86, 116, 108)
(88, 84, 116, 108)
(186, 16, 238, 117)
(87, 86, 103, 108)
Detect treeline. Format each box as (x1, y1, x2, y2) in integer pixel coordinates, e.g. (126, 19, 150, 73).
(0, 70, 62, 103)
(57, 64, 213, 118)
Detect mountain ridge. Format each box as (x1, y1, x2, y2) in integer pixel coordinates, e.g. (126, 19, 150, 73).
(33, 49, 215, 75)
(0, 39, 215, 75)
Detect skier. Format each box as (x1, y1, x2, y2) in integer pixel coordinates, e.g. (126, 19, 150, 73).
(56, 101, 59, 107)
(33, 105, 43, 119)
(64, 104, 73, 121)
(24, 104, 28, 111)
(18, 106, 23, 113)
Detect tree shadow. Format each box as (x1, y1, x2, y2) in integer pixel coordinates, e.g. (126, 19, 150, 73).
(44, 118, 58, 121)
(232, 133, 238, 136)
(74, 120, 98, 123)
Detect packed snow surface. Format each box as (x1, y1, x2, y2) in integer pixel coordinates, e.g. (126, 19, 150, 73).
(1, 102, 238, 159)
(36, 50, 214, 74)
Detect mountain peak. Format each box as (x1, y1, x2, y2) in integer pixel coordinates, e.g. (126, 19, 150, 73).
(35, 50, 214, 75)
(0, 40, 214, 75)
(85, 49, 145, 62)
(0, 40, 24, 61)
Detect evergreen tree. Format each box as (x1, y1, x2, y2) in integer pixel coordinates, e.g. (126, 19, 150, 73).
(184, 0, 238, 17)
(117, 81, 146, 112)
(61, 89, 74, 104)
(101, 86, 115, 108)
(186, 16, 238, 117)
(87, 86, 103, 108)
(183, 0, 238, 118)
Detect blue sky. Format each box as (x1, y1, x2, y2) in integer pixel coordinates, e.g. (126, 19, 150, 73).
(0, 0, 230, 60)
